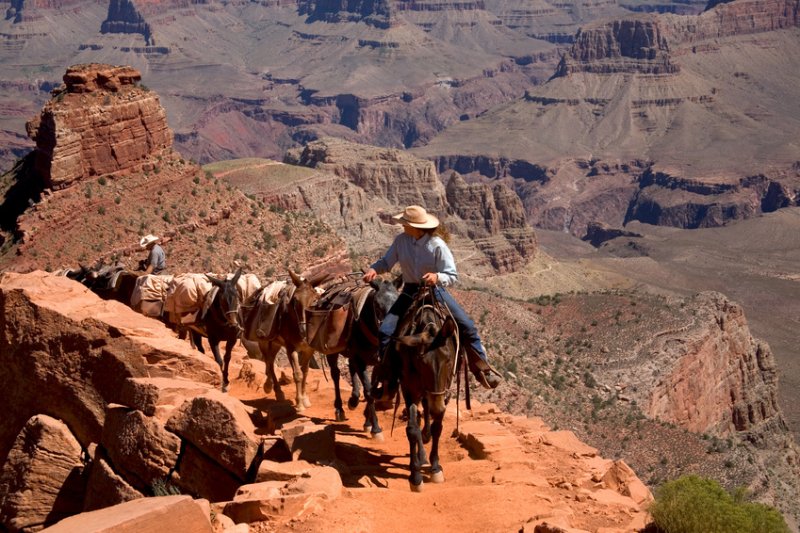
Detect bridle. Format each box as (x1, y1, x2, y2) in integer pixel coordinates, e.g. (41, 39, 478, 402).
(407, 287, 461, 397)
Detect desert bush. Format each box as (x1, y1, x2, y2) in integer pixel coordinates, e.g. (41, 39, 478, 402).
(648, 475, 788, 533)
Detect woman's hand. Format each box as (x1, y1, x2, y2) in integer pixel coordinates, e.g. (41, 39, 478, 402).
(422, 272, 439, 286)
(363, 268, 378, 282)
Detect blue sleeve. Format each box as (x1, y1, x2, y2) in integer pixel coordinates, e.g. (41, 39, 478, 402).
(433, 238, 458, 287)
(370, 238, 399, 274)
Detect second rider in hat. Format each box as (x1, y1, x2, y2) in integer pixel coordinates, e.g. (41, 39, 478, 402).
(363, 205, 502, 397)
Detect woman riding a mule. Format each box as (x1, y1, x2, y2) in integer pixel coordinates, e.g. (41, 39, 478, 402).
(362, 205, 501, 397)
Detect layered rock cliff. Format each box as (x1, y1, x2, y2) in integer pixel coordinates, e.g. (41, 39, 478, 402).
(101, 0, 153, 45)
(445, 172, 538, 273)
(25, 64, 172, 190)
(283, 137, 538, 272)
(297, 0, 395, 28)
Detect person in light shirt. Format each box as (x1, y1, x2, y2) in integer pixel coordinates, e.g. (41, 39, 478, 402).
(363, 205, 501, 398)
(138, 234, 166, 275)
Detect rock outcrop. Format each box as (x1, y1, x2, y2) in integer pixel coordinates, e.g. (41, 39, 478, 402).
(297, 0, 395, 28)
(25, 64, 172, 190)
(644, 292, 786, 439)
(445, 172, 538, 272)
(101, 0, 153, 45)
(282, 137, 538, 272)
(286, 137, 448, 213)
(556, 0, 800, 77)
(0, 272, 251, 523)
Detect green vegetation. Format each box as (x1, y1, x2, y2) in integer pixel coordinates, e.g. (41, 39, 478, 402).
(150, 478, 181, 497)
(649, 475, 788, 533)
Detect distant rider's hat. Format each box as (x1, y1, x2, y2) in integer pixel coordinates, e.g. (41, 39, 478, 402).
(392, 205, 440, 229)
(139, 234, 160, 248)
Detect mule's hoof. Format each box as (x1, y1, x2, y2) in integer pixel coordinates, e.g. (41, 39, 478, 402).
(263, 380, 274, 395)
(363, 423, 372, 433)
(409, 481, 424, 493)
(221, 383, 229, 393)
(371, 431, 385, 443)
(302, 397, 312, 408)
(335, 409, 346, 422)
(430, 470, 445, 484)
(347, 395, 359, 410)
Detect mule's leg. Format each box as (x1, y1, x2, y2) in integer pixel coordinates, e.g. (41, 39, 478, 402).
(421, 397, 432, 444)
(299, 350, 312, 409)
(221, 336, 236, 393)
(406, 402, 425, 492)
(192, 331, 205, 354)
(428, 410, 445, 483)
(360, 360, 383, 439)
(328, 353, 345, 422)
(289, 348, 305, 413)
(259, 341, 284, 401)
(208, 336, 225, 392)
(347, 356, 361, 410)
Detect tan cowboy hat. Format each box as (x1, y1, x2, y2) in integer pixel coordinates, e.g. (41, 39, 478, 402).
(392, 205, 440, 229)
(139, 234, 160, 248)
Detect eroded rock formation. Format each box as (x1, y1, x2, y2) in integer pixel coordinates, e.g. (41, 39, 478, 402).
(283, 137, 538, 272)
(25, 64, 172, 190)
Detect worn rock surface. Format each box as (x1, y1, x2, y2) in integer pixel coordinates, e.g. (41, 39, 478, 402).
(0, 415, 85, 532)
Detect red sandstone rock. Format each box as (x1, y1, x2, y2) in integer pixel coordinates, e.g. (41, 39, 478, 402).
(223, 465, 342, 523)
(100, 405, 181, 492)
(279, 420, 337, 463)
(0, 415, 85, 532)
(165, 390, 261, 479)
(41, 495, 213, 533)
(26, 63, 172, 189)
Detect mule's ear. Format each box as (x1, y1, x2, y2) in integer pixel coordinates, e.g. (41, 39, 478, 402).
(393, 274, 403, 290)
(430, 317, 456, 350)
(231, 267, 243, 285)
(289, 269, 303, 287)
(206, 274, 223, 287)
(369, 279, 380, 291)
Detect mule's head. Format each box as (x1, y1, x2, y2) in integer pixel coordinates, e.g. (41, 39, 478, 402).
(395, 314, 457, 415)
(369, 275, 401, 320)
(288, 269, 324, 339)
(207, 268, 243, 330)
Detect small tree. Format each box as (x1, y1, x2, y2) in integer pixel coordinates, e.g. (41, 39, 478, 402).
(648, 475, 788, 533)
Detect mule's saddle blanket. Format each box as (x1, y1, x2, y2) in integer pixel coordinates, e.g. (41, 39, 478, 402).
(131, 274, 174, 309)
(164, 273, 213, 317)
(305, 282, 373, 353)
(243, 281, 295, 340)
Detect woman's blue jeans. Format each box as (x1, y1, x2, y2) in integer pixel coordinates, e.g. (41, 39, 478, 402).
(377, 285, 488, 363)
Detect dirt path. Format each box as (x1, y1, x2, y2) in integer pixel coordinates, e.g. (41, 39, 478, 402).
(223, 350, 650, 533)
(211, 161, 280, 178)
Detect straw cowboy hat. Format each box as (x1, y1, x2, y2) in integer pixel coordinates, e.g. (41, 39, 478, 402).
(393, 205, 439, 229)
(139, 234, 160, 248)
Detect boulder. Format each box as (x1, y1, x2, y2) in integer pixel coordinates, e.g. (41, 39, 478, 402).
(165, 391, 260, 479)
(100, 405, 181, 492)
(279, 420, 336, 463)
(41, 495, 212, 533)
(83, 450, 144, 512)
(223, 465, 342, 523)
(0, 415, 85, 532)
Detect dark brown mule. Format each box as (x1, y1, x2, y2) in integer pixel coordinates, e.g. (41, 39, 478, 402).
(314, 277, 400, 440)
(188, 269, 243, 392)
(391, 286, 460, 492)
(241, 270, 327, 414)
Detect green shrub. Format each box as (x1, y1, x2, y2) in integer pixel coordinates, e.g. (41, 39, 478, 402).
(649, 475, 788, 533)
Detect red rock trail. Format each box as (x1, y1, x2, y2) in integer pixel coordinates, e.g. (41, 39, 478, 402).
(225, 351, 650, 533)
